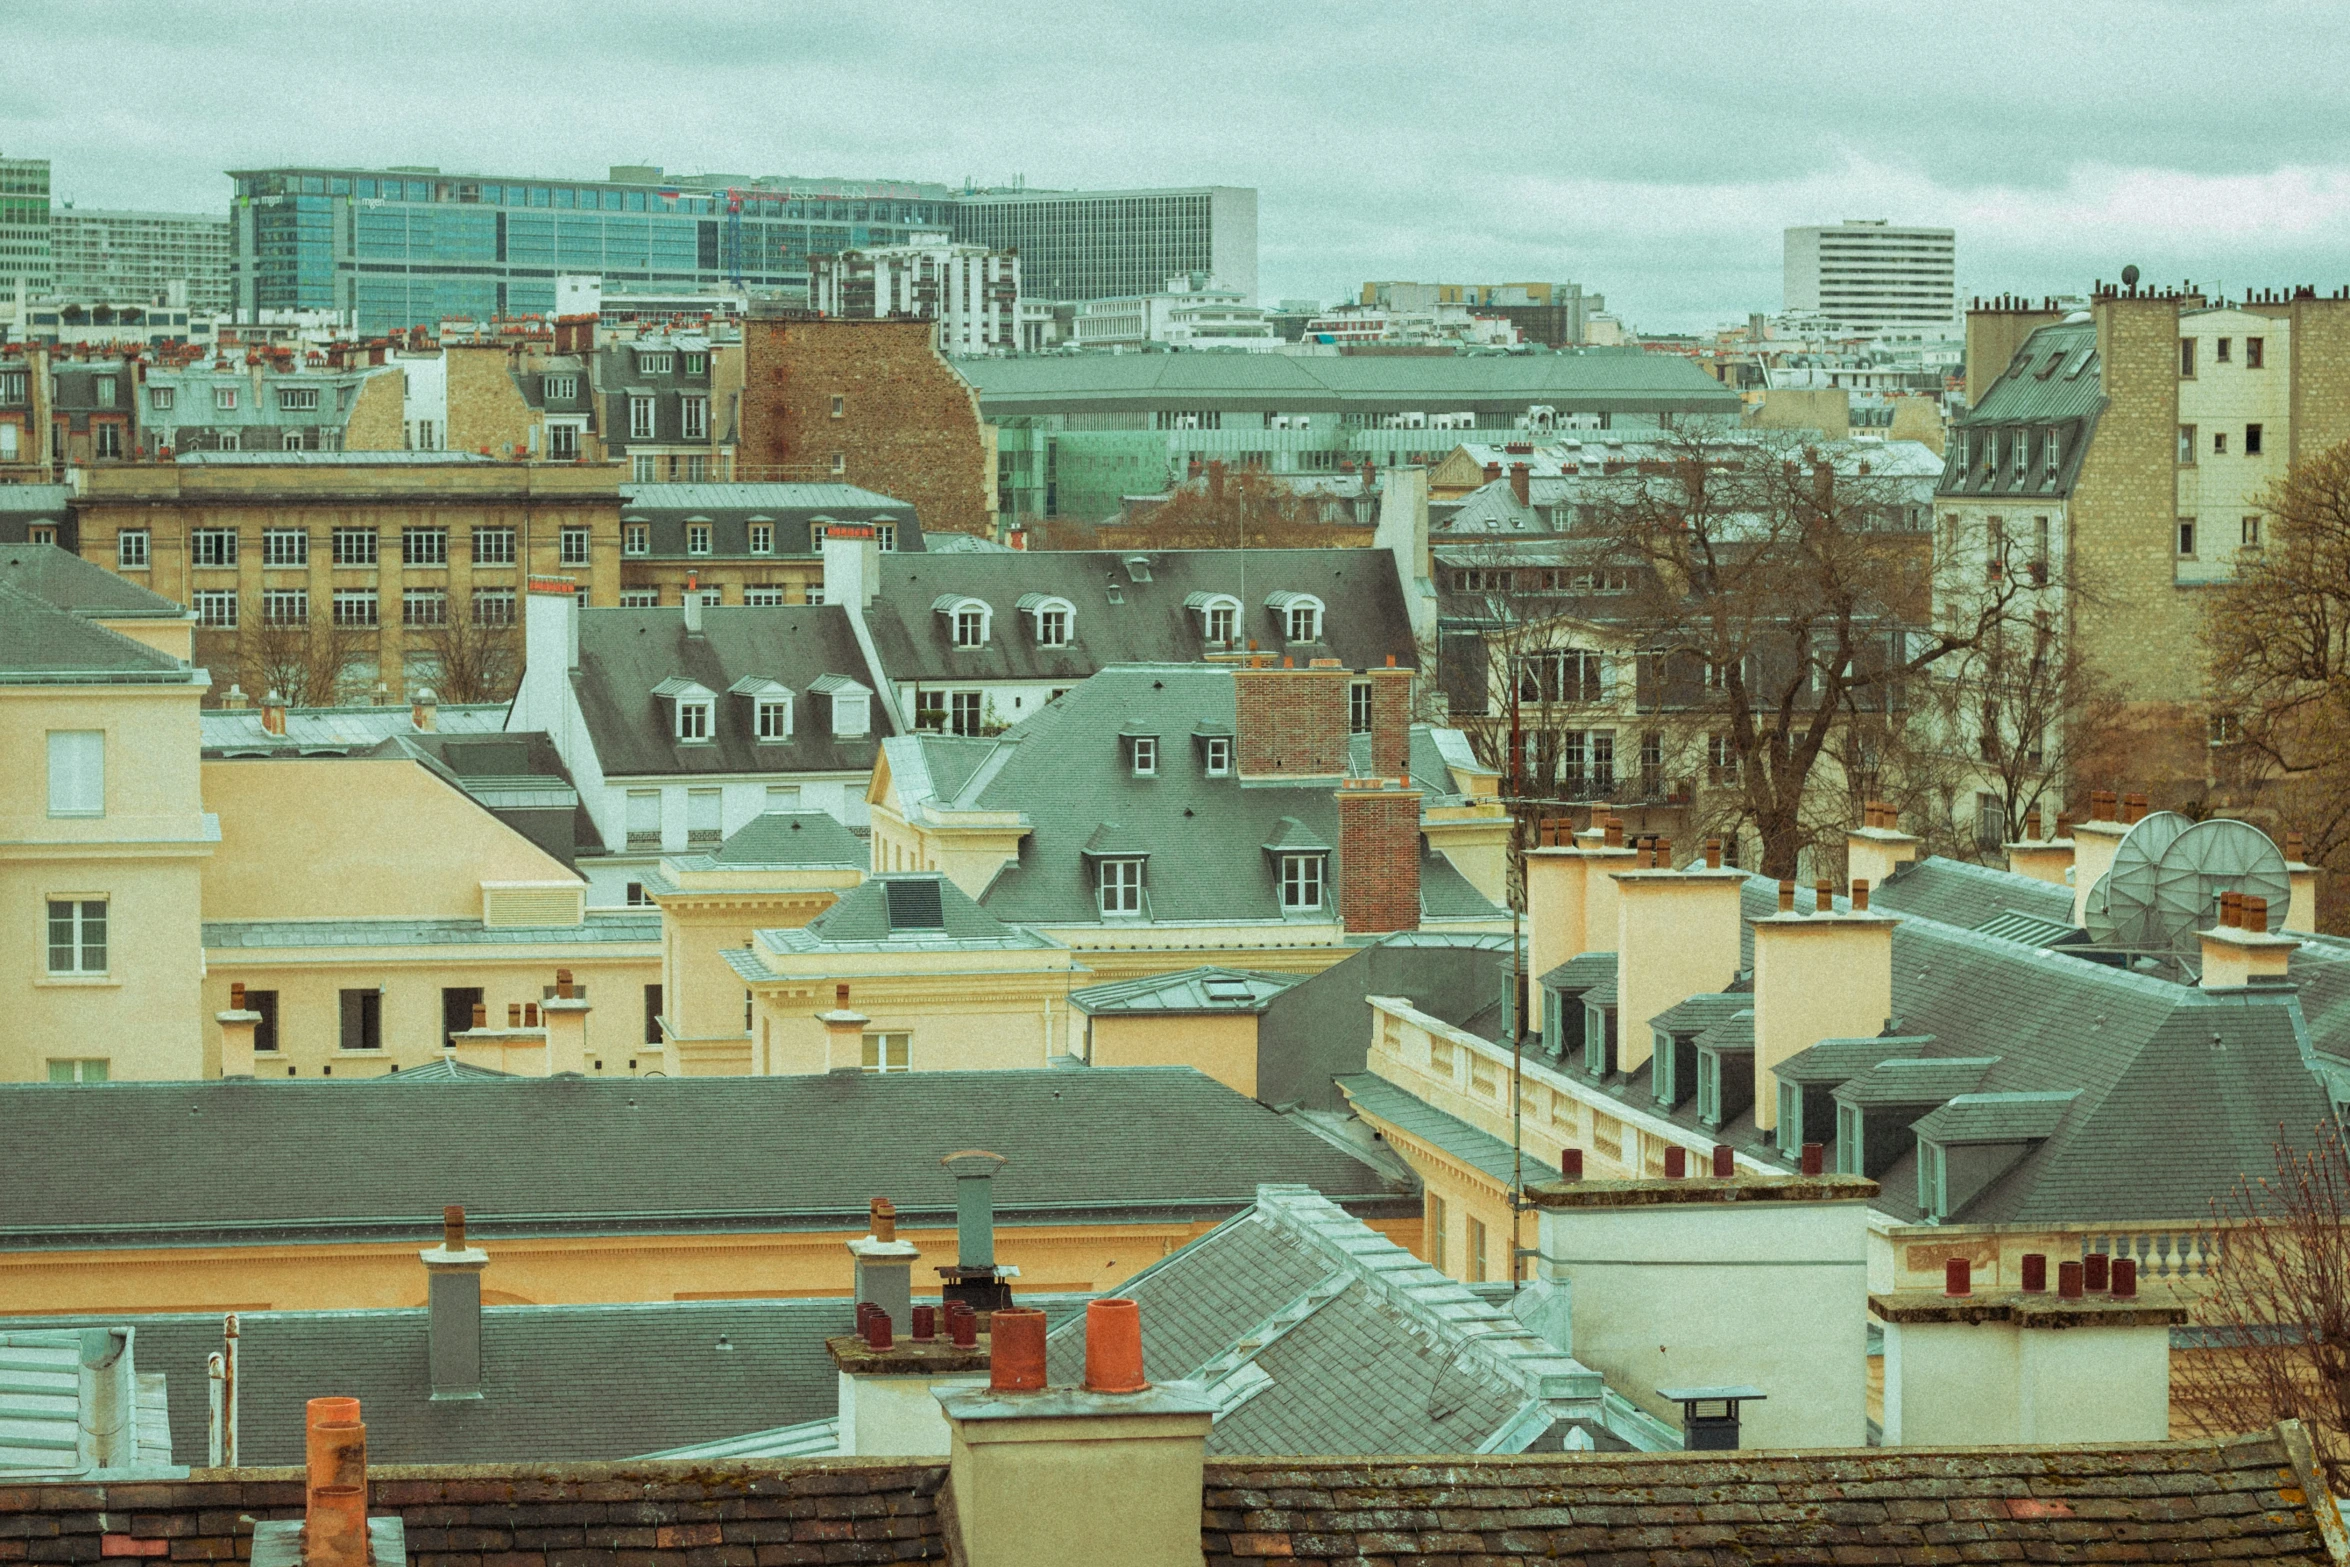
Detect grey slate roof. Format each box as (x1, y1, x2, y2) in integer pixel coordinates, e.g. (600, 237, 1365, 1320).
(202, 916, 658, 949)
(571, 604, 893, 778)
(1070, 967, 1300, 1016)
(1832, 1056, 2000, 1108)
(747, 872, 1053, 958)
(0, 1068, 1408, 1250)
(862, 548, 1418, 685)
(704, 810, 867, 870)
(1775, 1035, 1936, 1085)
(1255, 934, 1516, 1113)
(617, 482, 922, 559)
(1037, 1185, 1667, 1456)
(1537, 950, 1617, 993)
(1, 542, 187, 617)
(1910, 1090, 2081, 1144)
(1336, 1072, 1525, 1188)
(0, 583, 198, 682)
(885, 665, 1505, 929)
(365, 1055, 514, 1081)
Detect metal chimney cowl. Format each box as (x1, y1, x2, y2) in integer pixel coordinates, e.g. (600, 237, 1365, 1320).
(937, 1149, 1015, 1315)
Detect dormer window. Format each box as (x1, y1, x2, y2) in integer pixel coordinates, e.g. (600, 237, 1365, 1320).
(749, 522, 773, 553)
(1184, 591, 1241, 644)
(1018, 593, 1076, 646)
(1097, 858, 1144, 916)
(935, 595, 991, 648)
(729, 677, 792, 741)
(811, 674, 871, 737)
(1278, 853, 1325, 911)
(654, 676, 718, 743)
(1266, 591, 1325, 644)
(1128, 735, 1158, 776)
(677, 699, 711, 740)
(1205, 736, 1231, 775)
(687, 521, 712, 555)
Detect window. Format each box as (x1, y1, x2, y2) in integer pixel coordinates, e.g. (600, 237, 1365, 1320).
(1516, 649, 1606, 704)
(333, 589, 378, 627)
(1427, 1194, 1448, 1272)
(2044, 431, 2060, 474)
(2246, 423, 2264, 457)
(94, 423, 123, 459)
(677, 699, 713, 741)
(1835, 1102, 1862, 1175)
(409, 419, 438, 451)
(2247, 336, 2266, 370)
(1205, 736, 1231, 776)
(1098, 857, 1145, 916)
(1466, 1217, 1489, 1283)
(2216, 337, 2232, 364)
(148, 386, 175, 411)
(629, 396, 656, 440)
(263, 528, 307, 568)
(637, 352, 674, 375)
(744, 585, 785, 606)
(248, 990, 280, 1054)
(687, 522, 712, 555)
(472, 527, 516, 565)
(214, 386, 239, 410)
(1917, 1141, 1947, 1219)
(876, 524, 897, 551)
(2180, 337, 2197, 378)
(472, 588, 516, 626)
(116, 530, 149, 569)
(192, 527, 238, 567)
(862, 1033, 911, 1073)
(757, 696, 792, 739)
(625, 881, 652, 907)
(951, 690, 983, 736)
(831, 689, 869, 735)
(194, 590, 238, 627)
(2213, 430, 2228, 456)
(338, 989, 382, 1051)
(1285, 599, 1323, 642)
(626, 789, 662, 849)
(624, 522, 650, 556)
(830, 395, 846, 419)
(687, 787, 722, 844)
(2012, 428, 2028, 476)
(829, 452, 845, 475)
(1204, 600, 1238, 643)
(2210, 712, 2242, 747)
(333, 527, 377, 566)
(1707, 733, 1738, 787)
(0, 370, 22, 404)
(402, 588, 447, 626)
(1349, 680, 1374, 735)
(619, 588, 658, 608)
(559, 525, 590, 565)
(543, 374, 577, 401)
(1976, 792, 2006, 852)
(1280, 853, 1325, 910)
(47, 731, 104, 817)
(46, 899, 107, 974)
(681, 353, 706, 375)
(682, 396, 708, 440)
(278, 387, 318, 411)
(1131, 735, 1158, 776)
(2178, 518, 2197, 558)
(2176, 424, 2196, 464)
(262, 588, 308, 625)
(403, 527, 448, 566)
(954, 607, 988, 647)
(46, 1059, 109, 1083)
(2243, 515, 2263, 548)
(548, 422, 579, 460)
(748, 523, 773, 554)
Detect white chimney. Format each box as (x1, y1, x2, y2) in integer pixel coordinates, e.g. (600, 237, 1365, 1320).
(683, 573, 705, 636)
(1523, 814, 1635, 1031)
(1609, 838, 1744, 1076)
(1751, 881, 1896, 1139)
(822, 523, 882, 609)
(421, 1205, 488, 1400)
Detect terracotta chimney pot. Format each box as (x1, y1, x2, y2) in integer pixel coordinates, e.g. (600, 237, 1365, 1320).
(1851, 879, 1870, 912)
(1663, 1146, 1687, 1179)
(1704, 838, 1722, 868)
(870, 1197, 897, 1243)
(469, 1003, 486, 1029)
(1083, 1298, 1148, 1393)
(555, 967, 574, 999)
(1945, 1258, 1971, 1296)
(989, 1307, 1048, 1391)
(1710, 1144, 1734, 1178)
(1799, 1141, 1824, 1176)
(2020, 1253, 2047, 1292)
(1777, 880, 1796, 913)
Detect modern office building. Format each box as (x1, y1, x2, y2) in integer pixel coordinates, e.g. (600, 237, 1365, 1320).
(1783, 220, 1956, 335)
(227, 166, 959, 334)
(0, 154, 53, 333)
(1359, 280, 1605, 347)
(49, 207, 232, 314)
(949, 185, 1256, 304)
(808, 233, 1022, 355)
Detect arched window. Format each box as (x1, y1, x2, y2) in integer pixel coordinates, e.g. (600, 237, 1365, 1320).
(1265, 591, 1324, 644)
(1184, 591, 1242, 645)
(932, 594, 992, 648)
(1017, 593, 1076, 646)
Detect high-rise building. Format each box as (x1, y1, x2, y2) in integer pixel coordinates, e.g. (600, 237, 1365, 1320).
(1783, 220, 1955, 335)
(0, 154, 54, 332)
(50, 207, 232, 313)
(808, 233, 1022, 356)
(949, 186, 1257, 304)
(227, 166, 959, 334)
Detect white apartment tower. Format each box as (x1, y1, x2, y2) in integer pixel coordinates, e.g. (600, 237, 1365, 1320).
(808, 233, 1021, 356)
(1784, 220, 1955, 335)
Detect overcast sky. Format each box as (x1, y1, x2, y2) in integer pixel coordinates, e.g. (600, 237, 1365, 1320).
(11, 0, 2350, 331)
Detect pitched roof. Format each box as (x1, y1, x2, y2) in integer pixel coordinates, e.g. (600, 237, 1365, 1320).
(571, 604, 893, 778)
(201, 702, 510, 754)
(616, 482, 922, 559)
(861, 547, 1417, 686)
(0, 1069, 1407, 1250)
(705, 810, 868, 870)
(1069, 967, 1300, 1016)
(0, 583, 198, 682)
(1337, 1072, 1525, 1188)
(0, 542, 187, 618)
(747, 872, 1052, 957)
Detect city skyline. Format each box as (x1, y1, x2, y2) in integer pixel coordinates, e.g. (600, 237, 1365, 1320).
(8, 0, 2350, 330)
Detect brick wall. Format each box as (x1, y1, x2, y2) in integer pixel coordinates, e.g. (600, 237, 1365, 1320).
(340, 372, 405, 452)
(1366, 666, 1412, 779)
(444, 348, 539, 460)
(2288, 295, 2350, 462)
(1232, 665, 1351, 778)
(738, 319, 988, 538)
(1337, 783, 1422, 933)
(0, 1463, 947, 1567)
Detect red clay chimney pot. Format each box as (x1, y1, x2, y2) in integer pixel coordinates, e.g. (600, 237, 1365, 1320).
(2111, 1257, 2138, 1298)
(1561, 1148, 1583, 1181)
(1711, 1144, 1734, 1178)
(470, 1003, 486, 1029)
(2057, 1260, 2085, 1298)
(989, 1307, 1048, 1391)
(1704, 838, 1722, 868)
(1083, 1297, 1148, 1393)
(911, 1304, 937, 1341)
(2021, 1253, 2047, 1292)
(1778, 880, 1796, 913)
(948, 1303, 979, 1348)
(1800, 1142, 1824, 1176)
(230, 981, 246, 1009)
(1663, 1146, 1687, 1179)
(1944, 1258, 1971, 1296)
(2083, 1252, 2110, 1292)
(1852, 879, 1870, 912)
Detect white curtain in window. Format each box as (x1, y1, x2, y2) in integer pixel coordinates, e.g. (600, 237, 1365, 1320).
(47, 731, 104, 816)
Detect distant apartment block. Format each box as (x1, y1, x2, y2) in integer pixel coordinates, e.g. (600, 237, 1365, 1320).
(1784, 220, 1955, 335)
(949, 185, 1257, 304)
(808, 233, 1024, 355)
(1071, 273, 1276, 350)
(1359, 280, 1605, 347)
(49, 206, 231, 313)
(0, 153, 53, 331)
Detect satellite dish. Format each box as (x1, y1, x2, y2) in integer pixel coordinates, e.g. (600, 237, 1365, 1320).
(2121, 264, 2141, 288)
(2150, 819, 2290, 950)
(2097, 811, 2193, 949)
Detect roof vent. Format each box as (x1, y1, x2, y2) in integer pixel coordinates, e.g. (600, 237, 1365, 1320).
(1122, 554, 1153, 583)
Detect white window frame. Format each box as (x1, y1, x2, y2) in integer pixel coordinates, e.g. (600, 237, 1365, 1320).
(1131, 735, 1158, 776)
(148, 386, 175, 411)
(278, 386, 319, 412)
(682, 395, 709, 440)
(1349, 679, 1374, 734)
(116, 530, 149, 570)
(262, 528, 308, 568)
(756, 696, 793, 740)
(472, 527, 516, 565)
(543, 374, 577, 401)
(862, 1032, 910, 1073)
(559, 525, 590, 565)
(213, 386, 238, 410)
(748, 523, 773, 554)
(1279, 852, 1325, 911)
(471, 588, 516, 626)
(744, 585, 785, 606)
(876, 523, 897, 551)
(676, 698, 714, 741)
(1205, 735, 1232, 776)
(192, 527, 239, 567)
(193, 589, 238, 627)
(261, 587, 308, 626)
(629, 396, 656, 440)
(547, 421, 581, 460)
(1097, 857, 1145, 917)
(332, 588, 378, 627)
(402, 588, 448, 627)
(402, 527, 449, 567)
(624, 522, 650, 556)
(953, 606, 989, 648)
(45, 898, 108, 976)
(687, 523, 712, 556)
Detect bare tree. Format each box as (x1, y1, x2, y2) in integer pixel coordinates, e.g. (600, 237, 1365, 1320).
(1046, 460, 1374, 549)
(2171, 1122, 2350, 1488)
(238, 612, 373, 708)
(407, 603, 521, 704)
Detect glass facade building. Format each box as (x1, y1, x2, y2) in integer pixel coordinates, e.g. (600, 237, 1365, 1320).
(0, 155, 54, 328)
(230, 168, 1260, 334)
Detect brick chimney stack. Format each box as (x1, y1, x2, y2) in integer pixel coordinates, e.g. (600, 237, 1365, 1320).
(1336, 776, 1423, 933)
(1509, 462, 1531, 507)
(1231, 662, 1352, 778)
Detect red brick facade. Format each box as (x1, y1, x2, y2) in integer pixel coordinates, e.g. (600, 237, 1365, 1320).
(1365, 665, 1413, 779)
(737, 317, 990, 538)
(1337, 781, 1424, 933)
(1232, 665, 1351, 778)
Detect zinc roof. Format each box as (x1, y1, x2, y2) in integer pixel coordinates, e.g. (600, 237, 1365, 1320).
(1910, 1090, 2081, 1144)
(1069, 966, 1300, 1016)
(750, 873, 1051, 955)
(704, 810, 867, 870)
(1958, 319, 2104, 427)
(176, 449, 492, 464)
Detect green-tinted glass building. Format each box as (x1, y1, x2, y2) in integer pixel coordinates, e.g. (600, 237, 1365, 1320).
(0, 154, 54, 331)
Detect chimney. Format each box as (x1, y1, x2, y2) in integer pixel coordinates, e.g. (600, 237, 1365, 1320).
(261, 689, 287, 736)
(2199, 897, 2299, 988)
(222, 684, 249, 710)
(2005, 809, 2075, 886)
(2070, 794, 2132, 927)
(1846, 801, 1920, 891)
(1231, 662, 1352, 778)
(411, 687, 437, 732)
(935, 1301, 1214, 1567)
(296, 1397, 369, 1567)
(849, 1196, 922, 1338)
(1524, 823, 1638, 1032)
(939, 1149, 1014, 1314)
(1365, 660, 1413, 779)
(827, 1212, 995, 1457)
(1482, 459, 1502, 486)
(1526, 1168, 1875, 1448)
(1752, 883, 1896, 1140)
(1335, 777, 1424, 934)
(819, 982, 870, 1070)
(821, 522, 882, 609)
(1509, 461, 1531, 507)
(2282, 831, 2321, 933)
(682, 572, 704, 636)
(524, 575, 582, 690)
(420, 1204, 489, 1400)
(1661, 1387, 1766, 1451)
(1873, 1273, 2184, 1445)
(542, 971, 590, 1074)
(1607, 852, 1745, 1077)
(217, 984, 263, 1078)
